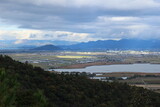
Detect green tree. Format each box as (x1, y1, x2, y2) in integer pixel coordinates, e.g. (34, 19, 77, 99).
(0, 68, 19, 107)
(33, 89, 48, 107)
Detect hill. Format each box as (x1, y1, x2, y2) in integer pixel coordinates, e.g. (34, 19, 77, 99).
(32, 44, 61, 51)
(0, 55, 160, 107)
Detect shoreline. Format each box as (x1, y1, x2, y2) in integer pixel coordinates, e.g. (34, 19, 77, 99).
(57, 62, 160, 69)
(58, 62, 132, 69)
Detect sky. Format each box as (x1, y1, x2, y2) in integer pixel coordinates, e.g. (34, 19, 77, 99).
(1, 0, 160, 45)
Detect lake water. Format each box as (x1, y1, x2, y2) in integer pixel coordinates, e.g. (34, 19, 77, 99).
(54, 64, 160, 73)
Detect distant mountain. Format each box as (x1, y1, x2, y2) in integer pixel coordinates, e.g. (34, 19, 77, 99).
(63, 39, 160, 51)
(0, 40, 78, 50)
(32, 44, 61, 51)
(2, 39, 160, 51)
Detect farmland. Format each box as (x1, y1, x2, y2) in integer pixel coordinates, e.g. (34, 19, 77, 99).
(94, 72, 160, 93)
(5, 50, 160, 70)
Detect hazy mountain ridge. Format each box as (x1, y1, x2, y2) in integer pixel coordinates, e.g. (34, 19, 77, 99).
(63, 39, 160, 51)
(2, 39, 160, 51)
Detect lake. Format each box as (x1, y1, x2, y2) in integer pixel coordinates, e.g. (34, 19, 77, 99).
(53, 64, 160, 73)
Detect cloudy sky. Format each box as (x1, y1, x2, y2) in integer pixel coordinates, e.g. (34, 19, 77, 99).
(1, 0, 160, 44)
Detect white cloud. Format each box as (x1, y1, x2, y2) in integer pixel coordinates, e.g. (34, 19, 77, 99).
(82, 16, 160, 40)
(54, 31, 95, 42)
(110, 17, 139, 21)
(0, 30, 40, 40)
(97, 16, 140, 23)
(0, 29, 95, 42)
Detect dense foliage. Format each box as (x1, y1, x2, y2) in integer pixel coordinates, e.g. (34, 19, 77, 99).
(0, 55, 160, 107)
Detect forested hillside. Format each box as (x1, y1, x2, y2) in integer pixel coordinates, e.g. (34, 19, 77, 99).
(0, 55, 160, 107)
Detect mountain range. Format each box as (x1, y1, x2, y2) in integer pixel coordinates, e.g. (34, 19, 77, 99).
(1, 39, 160, 51)
(31, 39, 160, 51)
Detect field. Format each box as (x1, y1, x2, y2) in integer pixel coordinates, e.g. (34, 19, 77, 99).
(133, 84, 160, 93)
(6, 51, 123, 69)
(119, 77, 160, 84)
(6, 51, 160, 69)
(96, 72, 160, 93)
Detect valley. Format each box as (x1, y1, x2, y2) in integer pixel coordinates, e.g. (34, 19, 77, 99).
(6, 51, 160, 69)
(4, 50, 160, 93)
